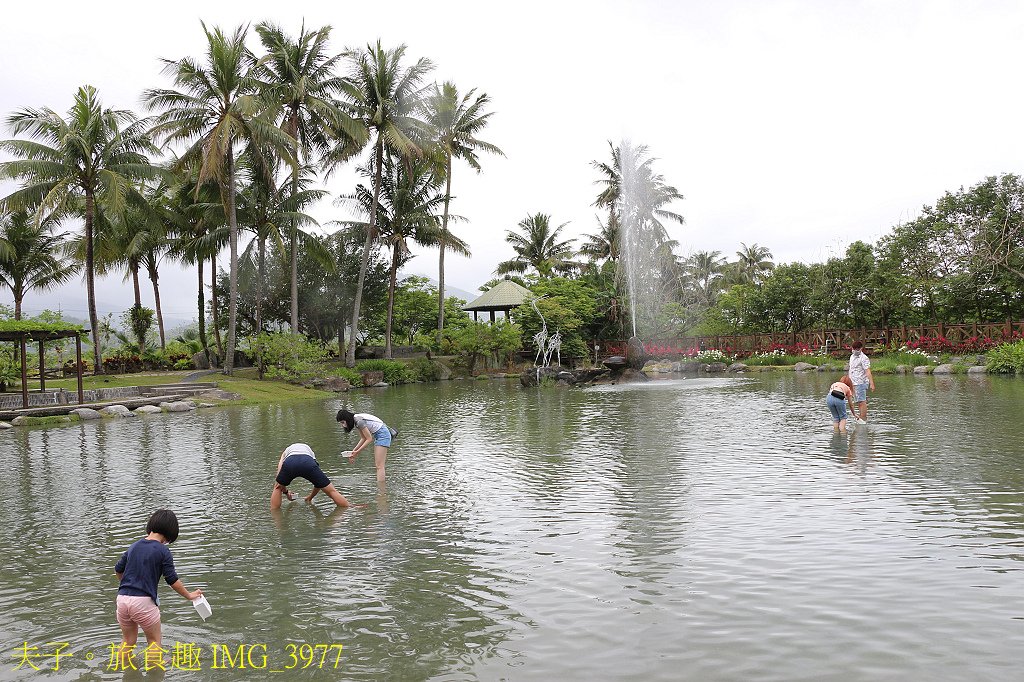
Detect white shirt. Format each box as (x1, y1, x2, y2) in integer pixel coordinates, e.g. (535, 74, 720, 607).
(354, 414, 385, 434)
(283, 443, 316, 459)
(848, 351, 871, 385)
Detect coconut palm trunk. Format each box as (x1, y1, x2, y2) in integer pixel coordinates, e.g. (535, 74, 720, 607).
(130, 263, 142, 309)
(211, 254, 223, 358)
(224, 149, 239, 374)
(85, 193, 103, 373)
(385, 240, 401, 359)
(197, 258, 210, 365)
(289, 108, 300, 334)
(256, 233, 266, 379)
(436, 155, 452, 344)
(346, 136, 384, 367)
(147, 262, 166, 349)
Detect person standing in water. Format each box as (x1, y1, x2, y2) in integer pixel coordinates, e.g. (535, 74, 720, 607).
(826, 375, 858, 434)
(848, 341, 875, 422)
(337, 409, 396, 484)
(114, 509, 202, 663)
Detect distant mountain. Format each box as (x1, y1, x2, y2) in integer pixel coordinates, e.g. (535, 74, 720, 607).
(406, 273, 479, 303)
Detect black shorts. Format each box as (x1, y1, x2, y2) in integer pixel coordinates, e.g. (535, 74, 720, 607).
(276, 454, 331, 489)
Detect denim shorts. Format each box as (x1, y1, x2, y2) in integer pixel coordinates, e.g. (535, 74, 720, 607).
(373, 427, 393, 447)
(826, 394, 847, 422)
(854, 383, 868, 403)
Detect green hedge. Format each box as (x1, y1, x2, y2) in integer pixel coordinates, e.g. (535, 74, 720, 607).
(355, 359, 415, 384)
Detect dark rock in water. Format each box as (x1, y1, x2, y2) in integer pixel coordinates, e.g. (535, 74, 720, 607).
(625, 337, 648, 370)
(576, 367, 611, 383)
(603, 355, 628, 371)
(793, 362, 817, 371)
(322, 377, 351, 392)
(556, 371, 577, 385)
(620, 368, 649, 382)
(520, 366, 563, 387)
(677, 361, 700, 374)
(360, 370, 384, 387)
(728, 362, 748, 373)
(702, 362, 728, 373)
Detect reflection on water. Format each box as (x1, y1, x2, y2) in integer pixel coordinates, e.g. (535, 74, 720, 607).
(0, 373, 1022, 681)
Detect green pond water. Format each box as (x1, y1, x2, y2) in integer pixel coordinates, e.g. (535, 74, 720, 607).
(0, 373, 1022, 681)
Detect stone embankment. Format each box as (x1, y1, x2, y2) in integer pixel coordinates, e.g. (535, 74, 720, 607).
(519, 353, 994, 388)
(0, 381, 240, 428)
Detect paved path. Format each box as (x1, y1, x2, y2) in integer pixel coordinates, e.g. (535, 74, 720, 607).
(181, 369, 220, 383)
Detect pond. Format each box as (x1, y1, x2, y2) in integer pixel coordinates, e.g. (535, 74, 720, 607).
(0, 372, 1022, 681)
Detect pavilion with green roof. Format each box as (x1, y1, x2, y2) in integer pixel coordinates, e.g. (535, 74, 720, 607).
(0, 321, 87, 408)
(462, 279, 533, 323)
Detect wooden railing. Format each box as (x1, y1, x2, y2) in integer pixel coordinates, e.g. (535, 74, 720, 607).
(601, 320, 1024, 355)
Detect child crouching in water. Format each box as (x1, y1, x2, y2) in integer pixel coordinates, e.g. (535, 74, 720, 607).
(114, 509, 202, 662)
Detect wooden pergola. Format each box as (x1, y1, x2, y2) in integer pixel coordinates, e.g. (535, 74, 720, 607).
(0, 326, 87, 408)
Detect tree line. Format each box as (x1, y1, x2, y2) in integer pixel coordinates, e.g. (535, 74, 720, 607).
(490, 168, 1023, 352)
(0, 22, 502, 372)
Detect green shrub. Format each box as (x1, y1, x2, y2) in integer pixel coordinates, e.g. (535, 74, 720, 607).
(408, 357, 442, 382)
(0, 347, 19, 389)
(447, 320, 523, 372)
(355, 359, 415, 384)
(249, 332, 330, 382)
(987, 340, 1024, 374)
(329, 366, 363, 387)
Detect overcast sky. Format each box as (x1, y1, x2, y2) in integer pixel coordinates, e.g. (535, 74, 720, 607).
(3, 0, 1024, 326)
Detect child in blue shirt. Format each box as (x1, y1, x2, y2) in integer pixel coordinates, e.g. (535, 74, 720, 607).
(114, 509, 202, 660)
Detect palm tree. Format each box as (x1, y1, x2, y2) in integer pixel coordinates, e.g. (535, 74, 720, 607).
(735, 242, 774, 285)
(255, 21, 361, 333)
(593, 140, 685, 337)
(685, 250, 727, 306)
(237, 160, 325, 337)
(144, 22, 295, 374)
(495, 213, 577, 278)
(331, 41, 433, 367)
(165, 169, 225, 365)
(421, 81, 502, 342)
(342, 157, 466, 357)
(139, 181, 180, 349)
(592, 140, 684, 243)
(0, 85, 160, 371)
(90, 204, 152, 348)
(579, 213, 620, 264)
(0, 210, 78, 318)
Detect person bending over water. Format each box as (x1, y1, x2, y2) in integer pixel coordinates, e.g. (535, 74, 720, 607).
(114, 509, 202, 662)
(826, 375, 858, 434)
(337, 409, 396, 484)
(272, 442, 351, 510)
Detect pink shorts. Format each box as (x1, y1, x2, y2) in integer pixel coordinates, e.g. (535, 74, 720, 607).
(116, 595, 161, 630)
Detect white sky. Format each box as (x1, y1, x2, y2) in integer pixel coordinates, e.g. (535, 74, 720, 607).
(3, 0, 1024, 325)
